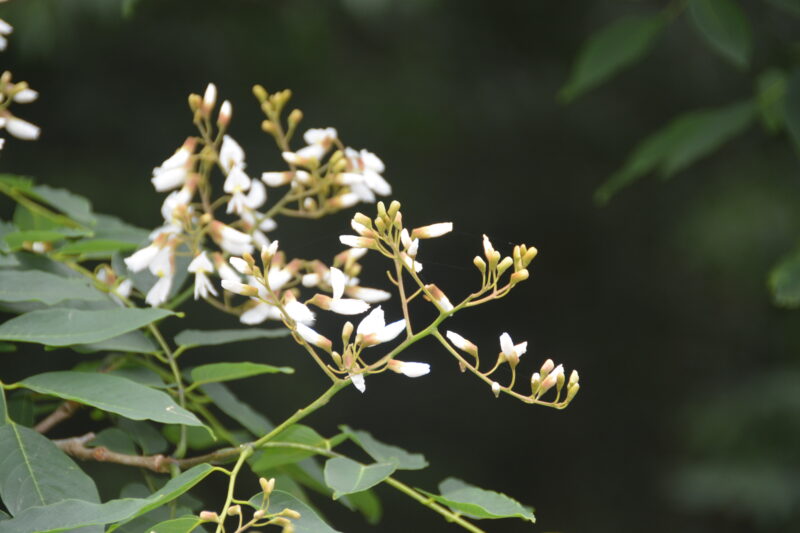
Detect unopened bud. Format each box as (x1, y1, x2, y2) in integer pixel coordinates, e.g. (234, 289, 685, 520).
(473, 256, 486, 273)
(497, 256, 514, 276)
(565, 383, 580, 404)
(253, 509, 266, 519)
(259, 476, 276, 495)
(556, 371, 566, 396)
(540, 359, 554, 377)
(387, 200, 401, 219)
(188, 93, 202, 112)
(262, 120, 277, 135)
(522, 246, 538, 266)
(491, 381, 501, 397)
(425, 284, 453, 312)
(281, 508, 302, 519)
(510, 269, 529, 284)
(288, 109, 303, 126)
(331, 351, 343, 367)
(199, 510, 219, 522)
(226, 505, 241, 516)
(411, 222, 453, 240)
(253, 84, 268, 102)
(342, 321, 354, 345)
(377, 201, 387, 220)
(530, 372, 541, 396)
(202, 83, 217, 116)
(568, 369, 579, 388)
(218, 100, 232, 127)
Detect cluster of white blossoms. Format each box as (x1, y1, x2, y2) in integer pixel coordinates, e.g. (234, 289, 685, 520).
(123, 83, 394, 308)
(0, 18, 41, 150)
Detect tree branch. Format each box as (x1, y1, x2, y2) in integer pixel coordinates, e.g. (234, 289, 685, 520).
(35, 401, 80, 434)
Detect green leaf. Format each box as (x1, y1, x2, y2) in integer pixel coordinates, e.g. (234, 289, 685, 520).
(163, 425, 218, 451)
(251, 425, 328, 471)
(73, 330, 159, 355)
(784, 68, 800, 151)
(3, 230, 67, 250)
(248, 490, 341, 533)
(0, 423, 99, 516)
(0, 464, 213, 533)
(145, 517, 203, 533)
(0, 385, 8, 426)
(0, 342, 16, 353)
(766, 0, 800, 17)
(0, 254, 19, 267)
(756, 68, 787, 133)
(30, 185, 95, 226)
(596, 100, 755, 203)
(0, 307, 173, 346)
(17, 371, 206, 427)
(6, 391, 34, 426)
(189, 362, 293, 389)
(340, 425, 427, 470)
(688, 0, 751, 68)
(419, 477, 535, 523)
(323, 457, 395, 499)
(91, 214, 150, 244)
(201, 383, 273, 436)
(0, 174, 34, 192)
(344, 490, 382, 525)
(559, 14, 664, 102)
(89, 428, 138, 455)
(118, 419, 168, 455)
(0, 270, 105, 305)
(175, 328, 289, 348)
(769, 247, 800, 308)
(57, 239, 138, 256)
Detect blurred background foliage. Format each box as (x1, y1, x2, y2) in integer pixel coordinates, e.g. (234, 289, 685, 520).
(1, 0, 800, 531)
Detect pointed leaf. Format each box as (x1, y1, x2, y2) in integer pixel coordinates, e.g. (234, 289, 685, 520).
(0, 464, 213, 533)
(74, 330, 159, 355)
(118, 419, 169, 455)
(418, 477, 535, 523)
(57, 239, 138, 256)
(18, 371, 206, 427)
(0, 307, 173, 346)
(201, 383, 273, 436)
(0, 423, 99, 516)
(0, 270, 105, 305)
(688, 0, 751, 68)
(30, 185, 95, 226)
(560, 14, 664, 102)
(190, 362, 293, 389)
(596, 100, 755, 203)
(251, 425, 328, 471)
(145, 517, 203, 533)
(175, 328, 289, 348)
(340, 425, 427, 470)
(91, 214, 150, 244)
(248, 490, 341, 533)
(3, 230, 67, 250)
(323, 457, 395, 499)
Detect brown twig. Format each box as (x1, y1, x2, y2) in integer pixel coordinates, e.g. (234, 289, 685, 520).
(35, 401, 80, 434)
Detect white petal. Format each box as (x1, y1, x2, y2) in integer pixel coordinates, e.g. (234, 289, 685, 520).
(398, 361, 430, 378)
(357, 306, 386, 336)
(229, 257, 251, 275)
(329, 298, 370, 315)
(151, 166, 187, 192)
(223, 165, 251, 193)
(188, 251, 214, 273)
(376, 319, 406, 344)
(360, 149, 384, 173)
(124, 245, 159, 273)
(364, 170, 391, 196)
(13, 89, 38, 104)
(245, 181, 266, 209)
(240, 302, 273, 325)
(5, 117, 39, 140)
(219, 135, 246, 173)
(344, 286, 391, 303)
(285, 300, 316, 326)
(350, 373, 366, 393)
(145, 276, 172, 307)
(499, 332, 515, 357)
(329, 267, 346, 300)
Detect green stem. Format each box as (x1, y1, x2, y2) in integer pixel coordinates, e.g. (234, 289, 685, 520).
(384, 477, 486, 533)
(215, 445, 253, 533)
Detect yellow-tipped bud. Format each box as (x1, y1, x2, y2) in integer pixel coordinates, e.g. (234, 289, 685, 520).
(342, 321, 354, 345)
(262, 120, 277, 135)
(497, 256, 514, 276)
(473, 256, 486, 273)
(377, 201, 387, 219)
(510, 269, 529, 284)
(199, 510, 219, 522)
(281, 508, 302, 519)
(288, 108, 303, 126)
(522, 246, 538, 266)
(387, 200, 401, 219)
(188, 93, 202, 112)
(226, 505, 241, 516)
(253, 84, 268, 102)
(565, 383, 580, 404)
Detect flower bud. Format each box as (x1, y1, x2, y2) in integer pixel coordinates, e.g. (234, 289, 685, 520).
(473, 256, 486, 273)
(262, 120, 277, 135)
(387, 200, 401, 219)
(425, 284, 453, 312)
(252, 84, 268, 102)
(491, 381, 501, 398)
(253, 509, 266, 519)
(281, 508, 302, 519)
(199, 510, 220, 522)
(218, 100, 232, 127)
(288, 108, 303, 126)
(445, 330, 478, 358)
(342, 321, 354, 345)
(497, 256, 513, 276)
(565, 383, 580, 404)
(568, 369, 580, 388)
(259, 476, 276, 495)
(510, 269, 529, 284)
(411, 222, 453, 240)
(202, 83, 217, 116)
(226, 504, 241, 516)
(540, 359, 554, 377)
(530, 372, 541, 396)
(221, 279, 258, 297)
(522, 246, 538, 266)
(188, 93, 201, 112)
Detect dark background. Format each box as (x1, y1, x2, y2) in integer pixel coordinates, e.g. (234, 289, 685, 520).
(2, 1, 800, 532)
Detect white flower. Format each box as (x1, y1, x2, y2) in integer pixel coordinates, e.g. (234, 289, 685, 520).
(145, 275, 172, 307)
(188, 252, 218, 300)
(245, 180, 266, 210)
(499, 332, 527, 361)
(240, 302, 281, 325)
(412, 222, 453, 239)
(310, 294, 369, 315)
(229, 257, 251, 275)
(295, 323, 332, 350)
(357, 306, 406, 346)
(160, 187, 192, 222)
(219, 135, 245, 173)
(304, 127, 337, 145)
(202, 83, 217, 113)
(151, 139, 195, 192)
(221, 279, 257, 296)
(0, 19, 12, 52)
(148, 246, 173, 278)
(446, 330, 478, 357)
(124, 244, 160, 273)
(388, 360, 430, 378)
(349, 372, 366, 393)
(329, 267, 346, 300)
(13, 89, 38, 104)
(6, 116, 40, 140)
(344, 286, 391, 303)
(224, 165, 252, 215)
(213, 252, 241, 282)
(342, 147, 391, 202)
(339, 235, 375, 249)
(212, 222, 253, 256)
(284, 299, 316, 326)
(266, 266, 293, 291)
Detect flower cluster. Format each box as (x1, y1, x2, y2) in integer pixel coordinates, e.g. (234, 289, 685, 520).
(0, 18, 40, 149)
(122, 83, 393, 307)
